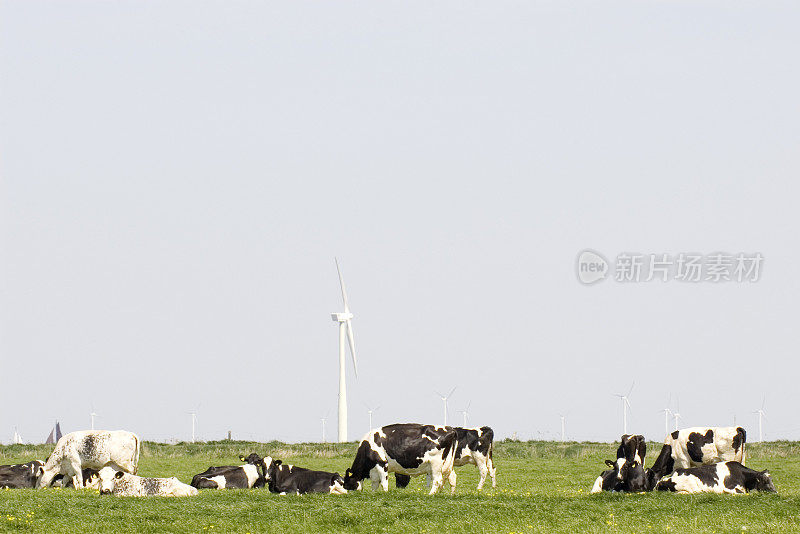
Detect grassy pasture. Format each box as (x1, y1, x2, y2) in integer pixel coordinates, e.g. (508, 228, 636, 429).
(1, 440, 800, 533)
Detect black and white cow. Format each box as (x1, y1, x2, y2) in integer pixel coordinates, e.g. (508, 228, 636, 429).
(36, 430, 140, 489)
(395, 426, 496, 493)
(647, 427, 746, 487)
(263, 459, 347, 495)
(655, 461, 775, 494)
(0, 461, 44, 489)
(591, 435, 648, 493)
(342, 423, 458, 495)
(89, 466, 198, 497)
(190, 453, 266, 489)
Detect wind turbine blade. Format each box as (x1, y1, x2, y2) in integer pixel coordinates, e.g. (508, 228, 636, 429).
(434, 391, 444, 398)
(626, 381, 635, 398)
(447, 386, 457, 399)
(335, 258, 350, 312)
(465, 400, 472, 412)
(346, 319, 357, 376)
(625, 398, 632, 410)
(761, 396, 766, 410)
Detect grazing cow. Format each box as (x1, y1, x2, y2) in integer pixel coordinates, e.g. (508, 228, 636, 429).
(647, 427, 746, 486)
(342, 423, 457, 495)
(263, 459, 347, 495)
(655, 461, 775, 494)
(190, 454, 266, 489)
(395, 426, 496, 492)
(91, 466, 198, 497)
(36, 430, 140, 489)
(0, 461, 44, 489)
(590, 457, 648, 493)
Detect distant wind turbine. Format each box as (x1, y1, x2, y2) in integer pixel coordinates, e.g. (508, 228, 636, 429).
(661, 407, 672, 437)
(672, 398, 682, 431)
(364, 403, 380, 431)
(559, 414, 567, 442)
(754, 397, 767, 442)
(435, 387, 457, 427)
(458, 401, 472, 428)
(613, 382, 634, 434)
(187, 411, 198, 443)
(12, 427, 22, 445)
(331, 258, 358, 442)
(321, 411, 329, 443)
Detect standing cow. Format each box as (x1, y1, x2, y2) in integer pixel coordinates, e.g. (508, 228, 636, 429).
(395, 426, 496, 493)
(647, 427, 746, 487)
(342, 423, 457, 495)
(36, 430, 140, 489)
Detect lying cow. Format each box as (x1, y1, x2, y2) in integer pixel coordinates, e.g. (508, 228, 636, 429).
(89, 466, 198, 497)
(191, 453, 266, 489)
(655, 461, 775, 494)
(343, 423, 457, 495)
(647, 427, 746, 487)
(53, 468, 100, 488)
(37, 430, 140, 489)
(395, 426, 496, 492)
(263, 458, 347, 495)
(0, 461, 44, 489)
(590, 457, 647, 493)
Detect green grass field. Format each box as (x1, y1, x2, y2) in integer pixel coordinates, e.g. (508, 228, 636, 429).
(1, 440, 799, 533)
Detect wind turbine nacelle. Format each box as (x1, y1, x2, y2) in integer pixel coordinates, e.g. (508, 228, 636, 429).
(331, 312, 354, 322)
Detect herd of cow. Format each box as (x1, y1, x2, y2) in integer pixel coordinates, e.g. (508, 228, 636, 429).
(0, 423, 777, 497)
(591, 426, 776, 494)
(0, 423, 496, 496)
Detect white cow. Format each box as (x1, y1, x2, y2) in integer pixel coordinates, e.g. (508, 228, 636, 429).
(90, 466, 198, 497)
(36, 430, 140, 489)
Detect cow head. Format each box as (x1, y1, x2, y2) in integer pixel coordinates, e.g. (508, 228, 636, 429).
(342, 468, 363, 491)
(754, 470, 777, 493)
(96, 467, 125, 495)
(239, 453, 270, 481)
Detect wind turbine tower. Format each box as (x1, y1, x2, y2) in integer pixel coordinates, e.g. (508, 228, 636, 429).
(754, 397, 767, 442)
(331, 258, 358, 442)
(559, 415, 566, 442)
(435, 387, 457, 427)
(613, 382, 634, 435)
(458, 401, 472, 428)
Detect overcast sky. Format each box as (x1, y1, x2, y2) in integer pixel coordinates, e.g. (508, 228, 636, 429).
(2, 1, 799, 444)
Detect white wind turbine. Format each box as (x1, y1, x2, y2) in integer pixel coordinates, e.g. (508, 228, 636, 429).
(559, 414, 567, 442)
(12, 427, 22, 444)
(364, 403, 380, 431)
(613, 382, 634, 435)
(331, 258, 358, 442)
(672, 398, 682, 431)
(435, 387, 457, 427)
(321, 411, 329, 443)
(90, 404, 100, 431)
(754, 397, 767, 442)
(187, 411, 198, 443)
(458, 401, 472, 428)
(661, 407, 672, 436)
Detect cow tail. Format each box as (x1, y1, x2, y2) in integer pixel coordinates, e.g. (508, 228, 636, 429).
(738, 427, 747, 466)
(441, 431, 458, 478)
(132, 434, 141, 475)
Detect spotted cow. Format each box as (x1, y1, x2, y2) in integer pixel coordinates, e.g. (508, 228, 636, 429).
(646, 427, 746, 487)
(0, 461, 44, 489)
(655, 461, 775, 494)
(395, 426, 496, 493)
(343, 423, 457, 495)
(590, 457, 648, 493)
(36, 430, 140, 489)
(263, 459, 347, 495)
(190, 453, 266, 489)
(90, 466, 198, 497)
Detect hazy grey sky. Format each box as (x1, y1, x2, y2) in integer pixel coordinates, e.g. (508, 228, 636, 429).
(2, 1, 799, 444)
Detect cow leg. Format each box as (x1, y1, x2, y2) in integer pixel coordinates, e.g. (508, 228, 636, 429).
(448, 470, 457, 495)
(474, 453, 491, 490)
(428, 471, 444, 495)
(69, 461, 84, 489)
(369, 465, 388, 492)
(488, 454, 497, 488)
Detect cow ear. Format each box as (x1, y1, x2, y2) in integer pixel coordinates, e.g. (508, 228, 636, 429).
(115, 471, 124, 479)
(274, 460, 282, 466)
(239, 455, 246, 462)
(345, 468, 352, 476)
(605, 460, 615, 467)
